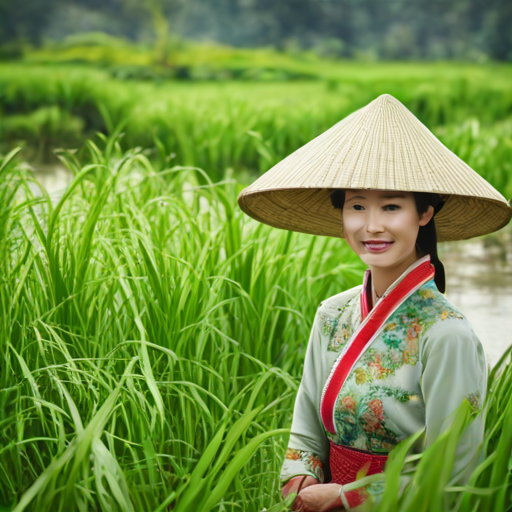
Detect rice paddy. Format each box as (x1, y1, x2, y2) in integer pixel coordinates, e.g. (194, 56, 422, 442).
(2, 62, 512, 193)
(1, 60, 512, 511)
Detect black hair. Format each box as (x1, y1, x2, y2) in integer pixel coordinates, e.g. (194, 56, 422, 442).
(330, 189, 446, 293)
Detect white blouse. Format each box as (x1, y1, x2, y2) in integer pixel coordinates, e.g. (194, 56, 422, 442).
(280, 257, 487, 503)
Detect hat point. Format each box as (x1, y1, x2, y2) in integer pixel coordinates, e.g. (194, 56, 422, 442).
(375, 93, 397, 102)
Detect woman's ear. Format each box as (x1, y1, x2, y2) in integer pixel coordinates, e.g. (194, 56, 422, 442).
(419, 205, 435, 226)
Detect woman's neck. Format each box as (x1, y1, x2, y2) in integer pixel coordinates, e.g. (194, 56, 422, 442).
(370, 250, 421, 298)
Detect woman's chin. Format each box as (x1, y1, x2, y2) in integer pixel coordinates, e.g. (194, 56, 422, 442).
(360, 252, 397, 268)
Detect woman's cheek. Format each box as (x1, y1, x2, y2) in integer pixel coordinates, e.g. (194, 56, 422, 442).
(390, 214, 418, 247)
(342, 213, 363, 234)
(342, 215, 363, 252)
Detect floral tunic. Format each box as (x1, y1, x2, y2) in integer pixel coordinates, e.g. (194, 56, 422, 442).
(280, 255, 487, 502)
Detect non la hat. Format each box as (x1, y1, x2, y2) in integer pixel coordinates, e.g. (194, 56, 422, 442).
(237, 93, 512, 242)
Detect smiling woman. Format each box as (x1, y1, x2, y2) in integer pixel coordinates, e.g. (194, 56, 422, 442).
(237, 93, 512, 511)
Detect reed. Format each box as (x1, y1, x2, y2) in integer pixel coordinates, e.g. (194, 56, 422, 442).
(0, 140, 362, 512)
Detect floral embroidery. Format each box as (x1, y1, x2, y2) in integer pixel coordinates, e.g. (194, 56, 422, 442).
(330, 386, 417, 452)
(351, 281, 465, 384)
(332, 392, 358, 446)
(322, 296, 358, 352)
(361, 399, 384, 434)
(419, 288, 436, 300)
(326, 280, 466, 452)
(465, 390, 481, 412)
(354, 367, 367, 385)
(321, 315, 338, 337)
(284, 448, 324, 481)
(328, 323, 353, 351)
(352, 348, 402, 384)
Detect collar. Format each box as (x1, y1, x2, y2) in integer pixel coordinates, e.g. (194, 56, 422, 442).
(361, 254, 432, 317)
(379, 253, 431, 298)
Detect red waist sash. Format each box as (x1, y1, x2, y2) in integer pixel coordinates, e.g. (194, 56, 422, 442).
(329, 441, 387, 485)
(330, 441, 388, 509)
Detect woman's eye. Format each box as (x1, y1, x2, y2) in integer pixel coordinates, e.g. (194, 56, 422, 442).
(384, 204, 400, 211)
(353, 205, 365, 211)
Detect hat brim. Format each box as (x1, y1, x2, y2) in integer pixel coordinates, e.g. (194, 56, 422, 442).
(238, 187, 512, 242)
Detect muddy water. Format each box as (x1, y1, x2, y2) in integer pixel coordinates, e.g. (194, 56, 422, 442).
(32, 166, 512, 366)
(440, 234, 512, 366)
(31, 164, 73, 199)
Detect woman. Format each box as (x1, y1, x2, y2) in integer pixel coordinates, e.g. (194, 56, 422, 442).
(237, 94, 512, 511)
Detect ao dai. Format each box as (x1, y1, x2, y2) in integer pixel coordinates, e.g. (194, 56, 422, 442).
(280, 255, 487, 502)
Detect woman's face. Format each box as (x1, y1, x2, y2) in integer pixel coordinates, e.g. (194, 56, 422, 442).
(341, 189, 434, 270)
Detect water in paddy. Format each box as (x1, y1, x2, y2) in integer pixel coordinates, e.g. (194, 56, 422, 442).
(32, 165, 512, 367)
(440, 234, 512, 366)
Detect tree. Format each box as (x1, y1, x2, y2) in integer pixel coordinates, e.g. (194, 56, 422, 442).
(0, 0, 60, 46)
(486, 0, 512, 60)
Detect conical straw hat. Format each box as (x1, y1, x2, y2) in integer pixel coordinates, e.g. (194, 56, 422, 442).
(237, 93, 512, 242)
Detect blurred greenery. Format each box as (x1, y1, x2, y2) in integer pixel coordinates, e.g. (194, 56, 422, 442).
(1, 60, 512, 198)
(1, 0, 512, 62)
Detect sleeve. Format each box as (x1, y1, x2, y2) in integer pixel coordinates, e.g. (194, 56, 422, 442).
(419, 318, 487, 482)
(280, 305, 330, 486)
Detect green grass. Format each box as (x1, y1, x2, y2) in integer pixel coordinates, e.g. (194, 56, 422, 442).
(0, 140, 363, 511)
(1, 62, 512, 196)
(1, 53, 512, 510)
(1, 137, 511, 512)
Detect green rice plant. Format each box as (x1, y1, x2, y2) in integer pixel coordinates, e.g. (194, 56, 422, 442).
(1, 62, 512, 196)
(0, 139, 363, 511)
(1, 133, 511, 511)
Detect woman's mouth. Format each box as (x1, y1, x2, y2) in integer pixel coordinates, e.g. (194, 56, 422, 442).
(363, 241, 394, 252)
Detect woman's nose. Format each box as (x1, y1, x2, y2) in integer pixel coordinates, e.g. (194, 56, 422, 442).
(366, 210, 385, 233)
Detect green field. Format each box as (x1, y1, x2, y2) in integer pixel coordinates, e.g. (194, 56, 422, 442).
(1, 57, 512, 511)
(1, 61, 512, 194)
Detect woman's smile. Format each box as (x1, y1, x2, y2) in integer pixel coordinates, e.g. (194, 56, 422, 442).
(363, 240, 394, 252)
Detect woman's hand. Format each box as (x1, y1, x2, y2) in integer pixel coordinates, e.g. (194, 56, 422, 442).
(282, 475, 319, 500)
(293, 483, 344, 512)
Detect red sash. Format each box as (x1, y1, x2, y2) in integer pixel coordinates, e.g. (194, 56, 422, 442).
(320, 257, 435, 434)
(329, 441, 388, 484)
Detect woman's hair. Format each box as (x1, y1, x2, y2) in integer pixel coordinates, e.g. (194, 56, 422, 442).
(330, 189, 446, 293)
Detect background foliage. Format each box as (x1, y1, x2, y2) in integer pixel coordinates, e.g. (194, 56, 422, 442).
(1, 0, 512, 62)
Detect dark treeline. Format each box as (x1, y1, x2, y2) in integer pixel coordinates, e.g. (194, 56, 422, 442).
(1, 0, 511, 61)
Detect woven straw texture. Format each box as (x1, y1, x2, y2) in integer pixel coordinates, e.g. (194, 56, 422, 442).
(329, 441, 387, 486)
(237, 94, 512, 242)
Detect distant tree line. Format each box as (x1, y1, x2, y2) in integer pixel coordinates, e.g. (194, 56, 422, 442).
(1, 0, 511, 61)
